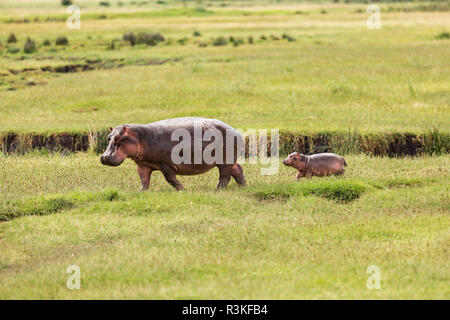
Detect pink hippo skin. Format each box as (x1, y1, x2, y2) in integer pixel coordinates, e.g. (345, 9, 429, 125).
(283, 152, 347, 179)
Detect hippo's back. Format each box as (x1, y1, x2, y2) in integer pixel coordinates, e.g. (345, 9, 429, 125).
(148, 117, 236, 133)
(308, 153, 345, 165)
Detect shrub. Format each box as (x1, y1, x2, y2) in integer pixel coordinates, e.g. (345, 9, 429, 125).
(193, 30, 202, 37)
(123, 32, 136, 46)
(23, 37, 37, 54)
(99, 1, 110, 6)
(177, 37, 188, 45)
(320, 9, 328, 14)
(55, 36, 69, 46)
(282, 33, 296, 42)
(6, 46, 20, 54)
(260, 35, 267, 40)
(198, 42, 208, 47)
(270, 34, 280, 40)
(232, 38, 245, 47)
(61, 0, 73, 6)
(7, 33, 17, 44)
(212, 36, 228, 46)
(248, 36, 254, 44)
(43, 39, 51, 46)
(436, 31, 450, 40)
(136, 32, 165, 46)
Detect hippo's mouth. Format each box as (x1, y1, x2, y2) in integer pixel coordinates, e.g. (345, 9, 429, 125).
(100, 155, 125, 167)
(282, 159, 289, 166)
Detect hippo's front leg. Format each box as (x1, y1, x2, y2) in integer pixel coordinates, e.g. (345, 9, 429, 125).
(137, 165, 152, 191)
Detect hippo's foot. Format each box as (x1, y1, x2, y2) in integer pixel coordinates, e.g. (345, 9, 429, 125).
(231, 163, 246, 186)
(217, 176, 231, 189)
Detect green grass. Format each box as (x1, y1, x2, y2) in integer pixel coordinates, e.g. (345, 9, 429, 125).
(0, 1, 449, 300)
(0, 5, 448, 134)
(0, 154, 448, 299)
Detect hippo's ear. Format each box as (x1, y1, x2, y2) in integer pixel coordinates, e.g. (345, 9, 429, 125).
(109, 127, 113, 132)
(300, 154, 307, 162)
(120, 126, 127, 135)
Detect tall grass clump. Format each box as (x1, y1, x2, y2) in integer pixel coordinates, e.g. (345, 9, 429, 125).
(7, 33, 17, 43)
(23, 38, 37, 54)
(56, 36, 69, 46)
(421, 128, 449, 155)
(123, 32, 136, 46)
(436, 31, 450, 39)
(136, 32, 165, 46)
(212, 36, 228, 46)
(328, 130, 362, 155)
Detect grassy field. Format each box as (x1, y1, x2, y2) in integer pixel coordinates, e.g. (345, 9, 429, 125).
(0, 153, 449, 299)
(0, 1, 449, 134)
(0, 0, 449, 299)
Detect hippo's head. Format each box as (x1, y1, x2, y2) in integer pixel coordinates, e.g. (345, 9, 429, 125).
(282, 152, 307, 169)
(100, 126, 140, 166)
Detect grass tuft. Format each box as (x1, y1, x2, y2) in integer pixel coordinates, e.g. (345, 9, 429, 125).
(250, 179, 369, 203)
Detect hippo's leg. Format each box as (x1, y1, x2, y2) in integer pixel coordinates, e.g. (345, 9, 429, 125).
(334, 168, 345, 176)
(231, 163, 246, 186)
(296, 172, 303, 180)
(217, 165, 232, 189)
(160, 164, 184, 191)
(137, 165, 152, 191)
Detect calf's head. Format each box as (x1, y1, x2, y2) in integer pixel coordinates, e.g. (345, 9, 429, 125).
(282, 152, 307, 169)
(100, 126, 140, 166)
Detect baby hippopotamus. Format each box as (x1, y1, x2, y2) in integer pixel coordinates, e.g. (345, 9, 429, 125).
(283, 152, 346, 179)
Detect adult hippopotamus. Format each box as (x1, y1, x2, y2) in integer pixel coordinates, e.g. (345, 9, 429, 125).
(100, 117, 246, 190)
(283, 152, 346, 179)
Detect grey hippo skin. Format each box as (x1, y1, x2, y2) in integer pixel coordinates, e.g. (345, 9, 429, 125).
(100, 117, 246, 191)
(283, 152, 347, 179)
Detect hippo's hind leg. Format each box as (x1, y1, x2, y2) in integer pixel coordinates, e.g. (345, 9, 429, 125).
(160, 164, 184, 191)
(231, 163, 246, 186)
(217, 165, 232, 189)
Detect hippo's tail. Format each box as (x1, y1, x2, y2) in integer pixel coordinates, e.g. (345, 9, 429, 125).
(342, 158, 347, 167)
